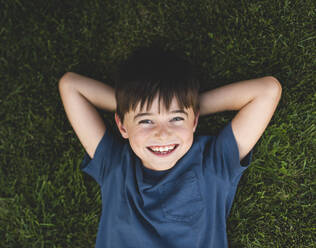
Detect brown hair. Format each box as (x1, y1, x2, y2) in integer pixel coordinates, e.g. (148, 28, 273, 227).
(114, 45, 200, 123)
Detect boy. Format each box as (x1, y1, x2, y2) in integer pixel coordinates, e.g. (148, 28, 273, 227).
(58, 46, 282, 247)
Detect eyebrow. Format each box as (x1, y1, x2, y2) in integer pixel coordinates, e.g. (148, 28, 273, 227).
(133, 110, 188, 121)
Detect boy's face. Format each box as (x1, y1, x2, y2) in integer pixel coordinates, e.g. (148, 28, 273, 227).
(115, 96, 199, 171)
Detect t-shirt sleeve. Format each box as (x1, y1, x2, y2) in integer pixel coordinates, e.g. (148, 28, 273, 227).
(80, 128, 125, 187)
(212, 120, 254, 185)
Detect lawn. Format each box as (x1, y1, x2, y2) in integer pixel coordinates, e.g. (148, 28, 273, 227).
(0, 0, 315, 247)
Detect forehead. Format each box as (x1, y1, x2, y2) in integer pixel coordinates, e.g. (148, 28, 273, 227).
(134, 95, 182, 114)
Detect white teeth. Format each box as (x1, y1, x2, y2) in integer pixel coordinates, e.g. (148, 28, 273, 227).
(151, 145, 175, 152)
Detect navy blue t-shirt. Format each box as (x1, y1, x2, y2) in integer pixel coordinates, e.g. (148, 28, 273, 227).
(80, 121, 253, 248)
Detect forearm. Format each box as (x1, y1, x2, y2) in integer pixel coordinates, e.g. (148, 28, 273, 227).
(199, 76, 281, 116)
(59, 72, 116, 112)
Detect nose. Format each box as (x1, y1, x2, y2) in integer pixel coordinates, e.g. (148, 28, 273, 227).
(154, 123, 171, 139)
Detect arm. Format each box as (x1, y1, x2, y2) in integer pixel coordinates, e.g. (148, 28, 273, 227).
(199, 76, 282, 161)
(58, 72, 116, 158)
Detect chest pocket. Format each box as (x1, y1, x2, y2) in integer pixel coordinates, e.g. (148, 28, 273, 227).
(159, 170, 204, 223)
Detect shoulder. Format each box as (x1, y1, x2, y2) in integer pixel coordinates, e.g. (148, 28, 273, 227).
(193, 122, 239, 160)
(193, 134, 216, 156)
(97, 127, 130, 161)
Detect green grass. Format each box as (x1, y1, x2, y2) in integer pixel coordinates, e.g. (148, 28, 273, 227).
(0, 0, 315, 247)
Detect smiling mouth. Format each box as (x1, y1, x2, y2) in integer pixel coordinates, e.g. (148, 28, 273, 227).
(147, 144, 179, 156)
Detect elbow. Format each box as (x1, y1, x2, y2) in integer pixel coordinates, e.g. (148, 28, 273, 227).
(264, 76, 282, 97)
(58, 72, 74, 91)
(59, 72, 73, 83)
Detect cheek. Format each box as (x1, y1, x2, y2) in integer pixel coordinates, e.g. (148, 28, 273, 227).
(129, 128, 151, 145)
(134, 127, 152, 137)
(177, 126, 194, 143)
(173, 125, 194, 135)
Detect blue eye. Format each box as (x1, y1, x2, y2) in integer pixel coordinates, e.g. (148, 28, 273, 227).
(172, 117, 184, 121)
(139, 120, 152, 124)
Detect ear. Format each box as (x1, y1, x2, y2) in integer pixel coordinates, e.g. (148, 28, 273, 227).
(115, 113, 129, 139)
(193, 111, 200, 133)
